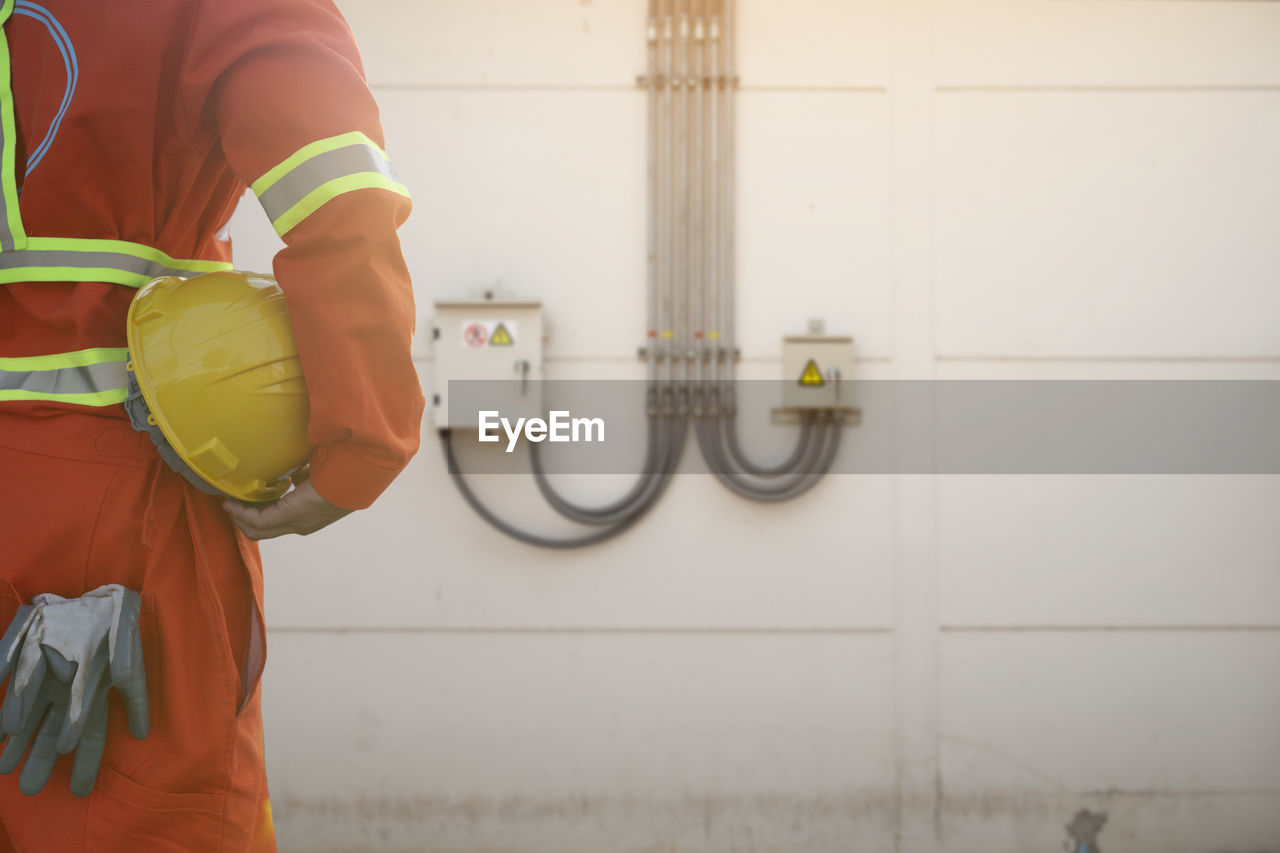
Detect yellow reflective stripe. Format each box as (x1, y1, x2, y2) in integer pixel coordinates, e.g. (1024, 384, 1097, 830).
(0, 347, 129, 407)
(0, 238, 234, 287)
(24, 237, 233, 273)
(0, 388, 128, 406)
(0, 265, 140, 285)
(0, 23, 27, 251)
(250, 131, 387, 196)
(270, 172, 410, 237)
(0, 347, 128, 371)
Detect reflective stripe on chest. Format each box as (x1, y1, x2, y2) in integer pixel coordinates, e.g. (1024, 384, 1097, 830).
(0, 6, 232, 286)
(0, 0, 26, 252)
(0, 6, 230, 408)
(0, 237, 233, 287)
(0, 347, 128, 406)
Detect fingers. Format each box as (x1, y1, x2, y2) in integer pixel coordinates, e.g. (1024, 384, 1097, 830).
(0, 725, 31, 775)
(69, 687, 109, 797)
(0, 681, 117, 798)
(18, 699, 63, 796)
(221, 477, 352, 541)
(50, 646, 94, 754)
(109, 595, 150, 740)
(2, 652, 48, 736)
(117, 653, 150, 741)
(0, 703, 40, 775)
(221, 499, 291, 541)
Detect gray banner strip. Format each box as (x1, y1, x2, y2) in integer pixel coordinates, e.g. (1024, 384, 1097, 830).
(445, 380, 1280, 475)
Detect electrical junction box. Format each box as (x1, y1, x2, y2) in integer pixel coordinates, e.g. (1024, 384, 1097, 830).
(430, 299, 544, 430)
(780, 334, 855, 413)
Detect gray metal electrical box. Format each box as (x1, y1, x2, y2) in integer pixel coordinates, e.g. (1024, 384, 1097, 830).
(431, 299, 544, 429)
(780, 334, 855, 412)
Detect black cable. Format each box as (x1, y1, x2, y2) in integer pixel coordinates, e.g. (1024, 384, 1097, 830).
(698, 410, 842, 503)
(720, 409, 816, 477)
(443, 415, 688, 549)
(720, 415, 839, 503)
(531, 413, 670, 525)
(698, 411, 819, 491)
(712, 382, 819, 478)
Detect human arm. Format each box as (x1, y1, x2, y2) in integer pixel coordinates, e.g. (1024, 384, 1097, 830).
(181, 0, 425, 524)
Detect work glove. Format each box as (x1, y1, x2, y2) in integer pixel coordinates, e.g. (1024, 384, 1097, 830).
(0, 585, 149, 797)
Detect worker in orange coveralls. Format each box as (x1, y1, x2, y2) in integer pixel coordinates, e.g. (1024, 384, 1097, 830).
(0, 0, 423, 848)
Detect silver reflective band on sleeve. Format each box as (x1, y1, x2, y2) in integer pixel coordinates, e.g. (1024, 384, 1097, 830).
(250, 131, 411, 236)
(257, 143, 402, 224)
(0, 350, 129, 407)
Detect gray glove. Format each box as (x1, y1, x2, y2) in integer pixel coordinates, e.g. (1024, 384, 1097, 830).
(0, 586, 149, 797)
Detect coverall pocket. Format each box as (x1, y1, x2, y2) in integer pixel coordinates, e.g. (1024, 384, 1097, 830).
(86, 593, 231, 852)
(86, 764, 224, 853)
(187, 509, 254, 717)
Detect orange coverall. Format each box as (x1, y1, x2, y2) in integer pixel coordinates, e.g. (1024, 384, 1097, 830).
(0, 0, 423, 849)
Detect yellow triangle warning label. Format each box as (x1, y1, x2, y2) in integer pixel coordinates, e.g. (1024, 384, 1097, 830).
(799, 359, 824, 387)
(489, 322, 514, 346)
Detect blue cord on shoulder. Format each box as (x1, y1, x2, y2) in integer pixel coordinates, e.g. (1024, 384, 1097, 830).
(13, 0, 78, 175)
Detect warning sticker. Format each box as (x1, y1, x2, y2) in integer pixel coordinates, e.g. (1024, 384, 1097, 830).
(461, 320, 518, 348)
(798, 359, 824, 387)
(489, 322, 514, 347)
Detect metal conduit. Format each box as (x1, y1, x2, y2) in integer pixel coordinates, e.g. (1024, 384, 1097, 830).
(506, 0, 681, 539)
(691, 0, 838, 498)
(646, 1, 660, 388)
(446, 0, 841, 548)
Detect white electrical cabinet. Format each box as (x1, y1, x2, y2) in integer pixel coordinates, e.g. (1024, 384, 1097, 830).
(780, 334, 855, 412)
(430, 299, 544, 430)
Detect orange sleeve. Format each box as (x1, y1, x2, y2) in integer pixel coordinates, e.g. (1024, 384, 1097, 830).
(181, 0, 424, 510)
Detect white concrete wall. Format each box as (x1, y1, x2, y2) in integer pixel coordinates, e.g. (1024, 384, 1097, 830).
(226, 1, 1280, 850)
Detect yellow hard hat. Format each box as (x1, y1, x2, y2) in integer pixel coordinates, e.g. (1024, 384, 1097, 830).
(125, 270, 311, 503)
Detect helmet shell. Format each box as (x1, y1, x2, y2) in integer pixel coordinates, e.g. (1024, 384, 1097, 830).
(126, 271, 311, 503)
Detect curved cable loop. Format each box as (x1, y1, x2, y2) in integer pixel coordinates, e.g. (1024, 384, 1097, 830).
(531, 413, 670, 525)
(719, 409, 816, 477)
(713, 383, 816, 477)
(699, 410, 819, 489)
(443, 415, 689, 549)
(704, 414, 839, 503)
(698, 411, 841, 503)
